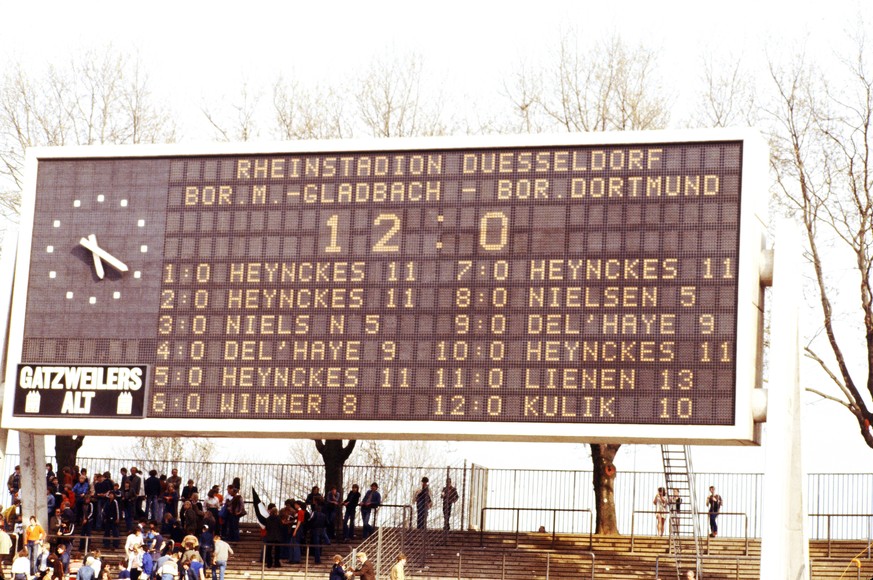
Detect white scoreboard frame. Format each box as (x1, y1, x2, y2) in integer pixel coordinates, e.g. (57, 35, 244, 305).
(1, 128, 768, 444)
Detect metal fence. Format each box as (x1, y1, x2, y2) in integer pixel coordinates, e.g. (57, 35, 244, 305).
(5, 453, 873, 540)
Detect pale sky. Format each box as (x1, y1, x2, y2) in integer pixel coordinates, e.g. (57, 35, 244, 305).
(2, 0, 873, 474)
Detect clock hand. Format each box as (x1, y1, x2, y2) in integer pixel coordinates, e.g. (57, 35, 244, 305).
(85, 234, 106, 279)
(78, 234, 129, 279)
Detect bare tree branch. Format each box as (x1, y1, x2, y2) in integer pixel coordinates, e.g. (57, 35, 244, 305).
(768, 34, 873, 449)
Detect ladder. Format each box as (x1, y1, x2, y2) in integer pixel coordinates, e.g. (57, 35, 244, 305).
(661, 445, 702, 578)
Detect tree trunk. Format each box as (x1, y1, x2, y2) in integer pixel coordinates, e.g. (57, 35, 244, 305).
(315, 439, 356, 533)
(315, 439, 357, 492)
(55, 435, 85, 472)
(590, 443, 620, 535)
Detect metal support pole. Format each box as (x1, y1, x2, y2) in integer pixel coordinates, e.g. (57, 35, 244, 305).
(760, 219, 810, 579)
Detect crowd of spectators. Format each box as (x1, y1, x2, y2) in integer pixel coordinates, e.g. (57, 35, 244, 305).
(1, 463, 440, 578)
(1, 463, 461, 580)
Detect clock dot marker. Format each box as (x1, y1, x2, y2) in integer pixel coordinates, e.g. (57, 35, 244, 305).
(53, 220, 60, 228)
(120, 199, 128, 207)
(73, 200, 81, 208)
(134, 271, 141, 279)
(49, 271, 56, 279)
(113, 291, 121, 299)
(140, 245, 148, 253)
(46, 246, 54, 253)
(97, 195, 105, 203)
(138, 219, 145, 227)
(65, 292, 73, 299)
(89, 296, 96, 304)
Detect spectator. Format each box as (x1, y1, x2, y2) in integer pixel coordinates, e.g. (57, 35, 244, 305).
(0, 522, 13, 576)
(74, 555, 95, 580)
(706, 486, 723, 538)
(342, 485, 360, 541)
(198, 525, 214, 569)
(304, 487, 323, 509)
(94, 473, 114, 531)
(158, 551, 179, 580)
(288, 501, 304, 565)
(669, 488, 682, 536)
(347, 551, 375, 580)
(34, 541, 50, 580)
(413, 478, 431, 530)
(127, 469, 143, 519)
(24, 515, 45, 574)
(73, 475, 90, 513)
(144, 471, 162, 522)
(203, 491, 220, 525)
(118, 559, 130, 580)
(47, 544, 64, 580)
(389, 553, 406, 580)
(324, 486, 340, 540)
(263, 506, 281, 569)
(308, 505, 328, 564)
(329, 554, 345, 580)
(128, 544, 145, 580)
(7, 468, 20, 503)
(211, 533, 232, 580)
(223, 488, 244, 542)
(359, 484, 381, 540)
(45, 489, 56, 524)
(119, 481, 136, 533)
(653, 487, 668, 536)
(163, 485, 179, 522)
(167, 471, 182, 496)
(181, 481, 197, 505)
(45, 465, 55, 489)
(11, 550, 29, 580)
(440, 478, 458, 531)
(77, 494, 94, 548)
(102, 492, 121, 549)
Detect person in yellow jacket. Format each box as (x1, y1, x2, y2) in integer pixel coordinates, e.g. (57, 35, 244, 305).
(388, 553, 406, 580)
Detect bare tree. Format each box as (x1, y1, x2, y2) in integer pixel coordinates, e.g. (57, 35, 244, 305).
(506, 32, 670, 136)
(0, 48, 175, 216)
(767, 32, 873, 448)
(201, 81, 263, 142)
(272, 78, 349, 140)
(689, 52, 758, 128)
(353, 52, 449, 138)
(504, 31, 671, 534)
(115, 437, 216, 487)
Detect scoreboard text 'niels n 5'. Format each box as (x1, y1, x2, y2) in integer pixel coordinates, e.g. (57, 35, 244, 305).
(1, 130, 768, 443)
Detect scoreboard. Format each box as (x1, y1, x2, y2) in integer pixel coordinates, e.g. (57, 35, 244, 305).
(1, 130, 767, 443)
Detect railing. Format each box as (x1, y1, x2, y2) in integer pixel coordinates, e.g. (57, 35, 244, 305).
(45, 533, 92, 554)
(455, 547, 595, 580)
(629, 509, 750, 555)
(654, 553, 759, 579)
(809, 514, 873, 558)
(257, 542, 319, 580)
(346, 504, 415, 577)
(810, 556, 871, 580)
(478, 507, 593, 549)
(21, 454, 873, 541)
